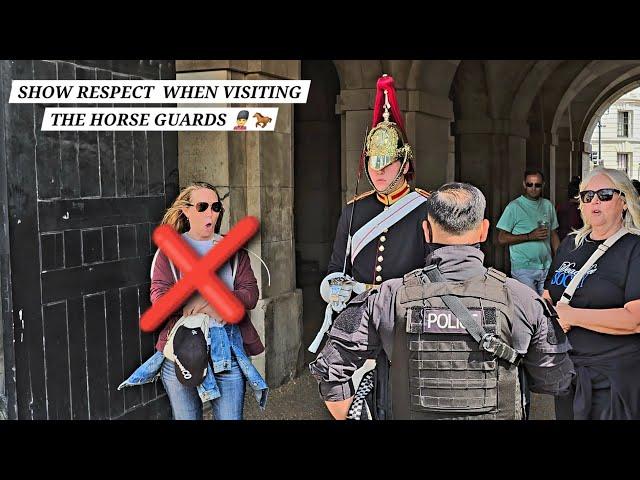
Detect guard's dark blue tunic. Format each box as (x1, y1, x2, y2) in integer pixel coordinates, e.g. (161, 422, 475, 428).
(327, 187, 429, 285)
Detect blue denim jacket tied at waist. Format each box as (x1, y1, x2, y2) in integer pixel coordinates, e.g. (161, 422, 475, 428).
(119, 323, 268, 409)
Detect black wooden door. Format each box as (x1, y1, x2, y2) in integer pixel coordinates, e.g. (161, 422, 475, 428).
(0, 60, 178, 419)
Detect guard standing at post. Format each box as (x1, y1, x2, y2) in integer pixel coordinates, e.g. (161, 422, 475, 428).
(309, 74, 430, 419)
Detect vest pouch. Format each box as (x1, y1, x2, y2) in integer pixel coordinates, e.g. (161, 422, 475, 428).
(406, 305, 499, 416)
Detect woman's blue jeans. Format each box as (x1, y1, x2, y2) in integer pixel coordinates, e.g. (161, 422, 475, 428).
(161, 353, 246, 420)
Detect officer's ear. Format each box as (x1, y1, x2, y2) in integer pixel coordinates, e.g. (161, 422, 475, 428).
(422, 220, 431, 243)
(402, 161, 410, 175)
(479, 219, 490, 242)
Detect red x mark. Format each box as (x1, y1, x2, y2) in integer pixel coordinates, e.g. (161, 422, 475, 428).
(139, 216, 260, 333)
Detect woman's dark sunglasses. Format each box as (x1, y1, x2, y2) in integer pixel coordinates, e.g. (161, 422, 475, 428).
(525, 182, 543, 188)
(188, 201, 223, 213)
(579, 188, 624, 203)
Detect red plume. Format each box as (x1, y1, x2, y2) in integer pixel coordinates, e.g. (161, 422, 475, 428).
(371, 75, 406, 138)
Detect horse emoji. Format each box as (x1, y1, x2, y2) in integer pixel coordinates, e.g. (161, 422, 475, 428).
(253, 112, 272, 128)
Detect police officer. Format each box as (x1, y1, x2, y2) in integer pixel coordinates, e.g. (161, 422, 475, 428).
(308, 75, 429, 416)
(310, 182, 575, 420)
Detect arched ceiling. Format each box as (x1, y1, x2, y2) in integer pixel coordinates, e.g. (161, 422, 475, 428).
(583, 76, 640, 141)
(550, 61, 640, 135)
(333, 60, 460, 97)
(332, 59, 640, 146)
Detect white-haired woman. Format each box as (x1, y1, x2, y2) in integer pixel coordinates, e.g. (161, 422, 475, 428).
(544, 168, 640, 420)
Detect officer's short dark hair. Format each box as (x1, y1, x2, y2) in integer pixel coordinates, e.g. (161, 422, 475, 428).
(524, 169, 544, 182)
(426, 182, 486, 235)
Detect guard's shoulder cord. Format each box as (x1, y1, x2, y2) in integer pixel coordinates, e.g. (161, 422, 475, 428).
(414, 187, 430, 199)
(347, 190, 375, 205)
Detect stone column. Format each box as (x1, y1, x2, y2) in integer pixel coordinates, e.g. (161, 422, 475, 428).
(453, 119, 529, 272)
(406, 90, 455, 190)
(526, 130, 557, 201)
(336, 89, 372, 203)
(526, 131, 545, 172)
(573, 141, 591, 180)
(176, 61, 303, 388)
(553, 136, 573, 207)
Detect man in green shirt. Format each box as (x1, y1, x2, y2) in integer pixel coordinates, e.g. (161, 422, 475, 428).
(497, 169, 560, 295)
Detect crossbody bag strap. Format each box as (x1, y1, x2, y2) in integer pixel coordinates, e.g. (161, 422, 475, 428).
(558, 227, 628, 305)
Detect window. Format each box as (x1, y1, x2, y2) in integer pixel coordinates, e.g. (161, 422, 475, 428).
(618, 153, 629, 173)
(618, 111, 630, 137)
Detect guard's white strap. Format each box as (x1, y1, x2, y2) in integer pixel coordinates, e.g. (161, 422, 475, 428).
(558, 227, 628, 304)
(350, 192, 427, 263)
(308, 304, 334, 353)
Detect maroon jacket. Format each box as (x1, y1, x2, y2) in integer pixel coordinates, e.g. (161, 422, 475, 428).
(150, 248, 265, 356)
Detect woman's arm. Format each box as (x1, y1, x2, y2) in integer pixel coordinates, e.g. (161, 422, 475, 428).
(150, 250, 192, 330)
(556, 299, 640, 335)
(232, 250, 259, 310)
(150, 250, 176, 304)
(551, 229, 561, 255)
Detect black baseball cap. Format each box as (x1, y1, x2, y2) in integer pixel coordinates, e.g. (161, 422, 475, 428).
(173, 325, 208, 387)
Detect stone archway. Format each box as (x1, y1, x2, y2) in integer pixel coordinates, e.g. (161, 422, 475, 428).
(294, 61, 341, 356)
(581, 75, 640, 180)
(546, 61, 640, 203)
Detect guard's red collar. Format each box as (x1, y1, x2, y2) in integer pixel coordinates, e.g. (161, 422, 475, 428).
(376, 181, 410, 206)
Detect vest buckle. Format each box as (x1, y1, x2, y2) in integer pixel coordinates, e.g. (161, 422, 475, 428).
(481, 333, 521, 366)
(480, 332, 497, 352)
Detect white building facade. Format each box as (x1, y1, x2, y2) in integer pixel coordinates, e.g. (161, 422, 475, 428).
(590, 87, 640, 180)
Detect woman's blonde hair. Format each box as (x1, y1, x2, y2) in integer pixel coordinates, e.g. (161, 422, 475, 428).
(161, 181, 221, 233)
(572, 167, 640, 247)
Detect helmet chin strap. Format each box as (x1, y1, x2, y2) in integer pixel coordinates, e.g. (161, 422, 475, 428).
(366, 153, 409, 195)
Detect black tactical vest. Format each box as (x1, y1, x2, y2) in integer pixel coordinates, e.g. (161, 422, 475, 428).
(390, 267, 522, 420)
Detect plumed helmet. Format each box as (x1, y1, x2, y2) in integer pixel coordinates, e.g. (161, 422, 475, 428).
(364, 75, 414, 176)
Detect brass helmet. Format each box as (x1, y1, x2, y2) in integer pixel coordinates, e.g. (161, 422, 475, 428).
(364, 75, 414, 192)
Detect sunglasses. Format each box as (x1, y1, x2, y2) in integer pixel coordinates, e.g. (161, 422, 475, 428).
(525, 182, 543, 189)
(188, 201, 223, 213)
(579, 188, 624, 203)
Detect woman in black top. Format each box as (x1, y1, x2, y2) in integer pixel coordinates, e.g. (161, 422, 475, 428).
(544, 168, 640, 419)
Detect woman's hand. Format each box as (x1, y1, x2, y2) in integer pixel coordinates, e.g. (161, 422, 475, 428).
(183, 294, 208, 316)
(555, 303, 572, 333)
(183, 293, 225, 324)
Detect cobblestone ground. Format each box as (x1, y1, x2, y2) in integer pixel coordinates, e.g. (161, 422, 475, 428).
(242, 367, 556, 420)
(243, 368, 332, 420)
(529, 393, 556, 420)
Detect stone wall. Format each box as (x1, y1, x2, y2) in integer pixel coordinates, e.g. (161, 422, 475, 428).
(176, 61, 304, 387)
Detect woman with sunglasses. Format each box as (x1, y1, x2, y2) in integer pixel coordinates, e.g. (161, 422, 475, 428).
(121, 181, 267, 419)
(543, 168, 640, 420)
